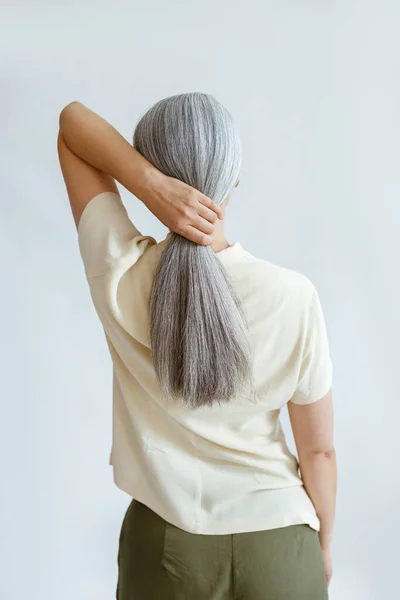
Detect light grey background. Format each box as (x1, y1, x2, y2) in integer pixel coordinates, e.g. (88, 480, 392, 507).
(2, 1, 399, 599)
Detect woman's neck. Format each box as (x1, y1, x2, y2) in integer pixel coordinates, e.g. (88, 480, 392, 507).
(211, 230, 230, 253)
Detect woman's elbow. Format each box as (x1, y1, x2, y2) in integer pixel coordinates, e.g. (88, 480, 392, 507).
(301, 447, 336, 461)
(59, 101, 82, 128)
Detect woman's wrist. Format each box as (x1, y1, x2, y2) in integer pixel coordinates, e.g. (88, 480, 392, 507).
(134, 159, 164, 207)
(132, 159, 172, 218)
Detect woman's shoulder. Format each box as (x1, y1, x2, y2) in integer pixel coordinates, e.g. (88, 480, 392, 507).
(236, 247, 316, 305)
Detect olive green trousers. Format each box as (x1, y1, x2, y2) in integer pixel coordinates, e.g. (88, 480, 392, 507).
(116, 498, 328, 600)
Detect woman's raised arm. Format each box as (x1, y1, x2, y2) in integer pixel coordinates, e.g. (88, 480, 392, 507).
(58, 101, 223, 243)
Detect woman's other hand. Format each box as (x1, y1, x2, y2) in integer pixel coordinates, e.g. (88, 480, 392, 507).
(139, 170, 224, 245)
(321, 545, 333, 586)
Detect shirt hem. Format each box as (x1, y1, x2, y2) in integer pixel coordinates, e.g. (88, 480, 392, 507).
(111, 469, 320, 536)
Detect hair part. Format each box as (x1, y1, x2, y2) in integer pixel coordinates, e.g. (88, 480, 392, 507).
(133, 92, 252, 409)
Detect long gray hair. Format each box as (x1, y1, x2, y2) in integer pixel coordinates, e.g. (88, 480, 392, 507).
(133, 92, 252, 409)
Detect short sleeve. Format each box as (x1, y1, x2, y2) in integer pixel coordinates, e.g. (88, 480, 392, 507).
(290, 286, 333, 405)
(77, 191, 156, 279)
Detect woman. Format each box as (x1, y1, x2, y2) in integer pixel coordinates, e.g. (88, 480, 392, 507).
(58, 92, 336, 600)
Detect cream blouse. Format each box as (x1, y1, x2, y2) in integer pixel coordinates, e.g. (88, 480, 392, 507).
(78, 191, 333, 535)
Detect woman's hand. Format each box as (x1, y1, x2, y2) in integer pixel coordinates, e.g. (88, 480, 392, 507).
(321, 545, 333, 586)
(139, 170, 224, 246)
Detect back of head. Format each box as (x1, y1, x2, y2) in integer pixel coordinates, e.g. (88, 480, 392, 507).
(133, 92, 252, 409)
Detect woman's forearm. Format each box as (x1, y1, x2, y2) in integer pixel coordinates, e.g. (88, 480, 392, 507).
(59, 101, 160, 202)
(299, 449, 337, 549)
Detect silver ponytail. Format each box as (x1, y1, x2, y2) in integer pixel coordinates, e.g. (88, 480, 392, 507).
(133, 92, 252, 409)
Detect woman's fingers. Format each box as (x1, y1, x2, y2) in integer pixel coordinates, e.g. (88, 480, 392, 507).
(180, 224, 213, 246)
(190, 213, 215, 236)
(163, 185, 223, 244)
(197, 194, 223, 220)
(197, 202, 218, 224)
